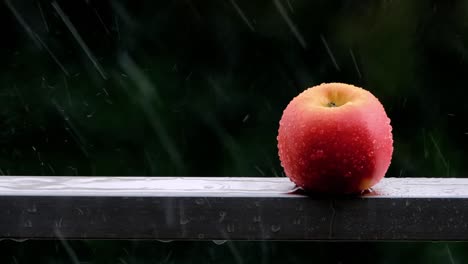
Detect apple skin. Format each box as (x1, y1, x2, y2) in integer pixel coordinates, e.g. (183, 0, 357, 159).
(277, 83, 393, 194)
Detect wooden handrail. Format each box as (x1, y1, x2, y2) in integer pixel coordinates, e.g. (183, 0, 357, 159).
(0, 177, 466, 241)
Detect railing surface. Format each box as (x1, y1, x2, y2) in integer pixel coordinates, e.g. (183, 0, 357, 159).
(0, 176, 467, 241)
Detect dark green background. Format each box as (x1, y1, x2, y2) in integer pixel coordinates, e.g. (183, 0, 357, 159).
(1, 0, 467, 263)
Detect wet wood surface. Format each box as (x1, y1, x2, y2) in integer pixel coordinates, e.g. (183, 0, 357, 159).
(0, 176, 466, 240)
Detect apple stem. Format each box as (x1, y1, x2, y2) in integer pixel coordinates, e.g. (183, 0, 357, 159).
(327, 102, 337, 107)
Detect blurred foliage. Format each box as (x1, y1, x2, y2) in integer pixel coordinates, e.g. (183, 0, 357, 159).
(2, 0, 468, 263)
(1, 240, 468, 264)
(2, 0, 467, 177)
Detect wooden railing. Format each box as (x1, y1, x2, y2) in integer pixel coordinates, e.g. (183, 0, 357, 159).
(0, 177, 466, 240)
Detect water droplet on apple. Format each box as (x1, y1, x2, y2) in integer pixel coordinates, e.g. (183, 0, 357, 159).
(310, 149, 325, 160)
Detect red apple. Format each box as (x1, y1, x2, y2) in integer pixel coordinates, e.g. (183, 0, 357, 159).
(277, 83, 393, 194)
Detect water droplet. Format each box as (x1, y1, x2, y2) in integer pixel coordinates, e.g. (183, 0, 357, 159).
(227, 224, 235, 233)
(212, 240, 227, 245)
(271, 224, 281, 233)
(26, 204, 37, 213)
(218, 211, 227, 223)
(10, 238, 28, 242)
(157, 240, 173, 243)
(253, 215, 262, 223)
(54, 218, 63, 228)
(75, 208, 85, 215)
(310, 149, 325, 160)
(180, 217, 190, 225)
(24, 220, 32, 228)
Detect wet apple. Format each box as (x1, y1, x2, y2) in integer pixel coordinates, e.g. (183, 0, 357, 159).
(277, 83, 393, 194)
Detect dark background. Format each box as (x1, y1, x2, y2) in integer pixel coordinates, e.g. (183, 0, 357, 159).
(1, 0, 467, 263)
